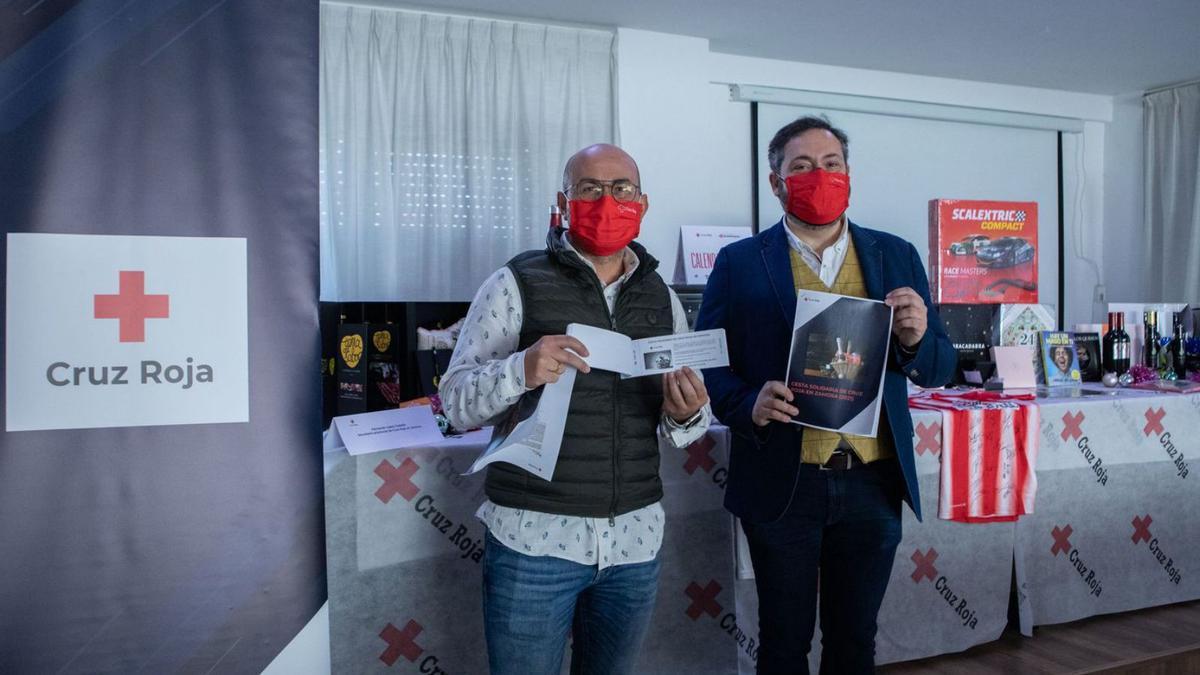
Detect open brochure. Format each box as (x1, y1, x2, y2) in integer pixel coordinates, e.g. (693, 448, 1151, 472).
(566, 323, 730, 378)
(784, 290, 893, 437)
(465, 324, 729, 480)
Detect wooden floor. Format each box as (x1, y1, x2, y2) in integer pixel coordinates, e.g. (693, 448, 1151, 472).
(878, 600, 1200, 674)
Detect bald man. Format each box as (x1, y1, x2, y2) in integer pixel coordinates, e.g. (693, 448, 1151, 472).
(440, 144, 711, 674)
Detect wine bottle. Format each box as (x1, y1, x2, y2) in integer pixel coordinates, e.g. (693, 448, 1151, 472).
(1112, 313, 1131, 375)
(1172, 312, 1187, 378)
(1103, 312, 1119, 373)
(1144, 311, 1160, 368)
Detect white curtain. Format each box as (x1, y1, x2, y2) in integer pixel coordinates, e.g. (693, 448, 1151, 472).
(319, 4, 617, 301)
(1144, 83, 1200, 303)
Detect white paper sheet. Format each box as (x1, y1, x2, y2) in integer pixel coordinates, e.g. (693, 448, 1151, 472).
(329, 406, 446, 456)
(567, 323, 636, 374)
(466, 367, 576, 480)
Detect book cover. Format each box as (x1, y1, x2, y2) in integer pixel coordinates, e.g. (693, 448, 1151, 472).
(785, 291, 893, 437)
(937, 304, 998, 384)
(1072, 332, 1102, 382)
(1040, 331, 1081, 385)
(929, 199, 1039, 304)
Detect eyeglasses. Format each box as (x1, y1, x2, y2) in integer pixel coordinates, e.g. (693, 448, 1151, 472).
(566, 179, 641, 202)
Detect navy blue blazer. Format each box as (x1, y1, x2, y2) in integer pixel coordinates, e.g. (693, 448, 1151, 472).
(694, 220, 956, 523)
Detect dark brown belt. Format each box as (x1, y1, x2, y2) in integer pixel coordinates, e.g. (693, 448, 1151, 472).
(819, 448, 860, 471)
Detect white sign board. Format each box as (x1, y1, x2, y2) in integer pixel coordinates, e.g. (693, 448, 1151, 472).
(329, 406, 446, 456)
(676, 226, 751, 285)
(6, 233, 248, 431)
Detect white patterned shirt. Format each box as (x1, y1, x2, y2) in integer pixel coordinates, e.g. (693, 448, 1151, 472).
(440, 233, 710, 569)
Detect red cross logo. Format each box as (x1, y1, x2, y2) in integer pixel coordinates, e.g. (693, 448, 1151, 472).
(684, 580, 723, 620)
(1143, 407, 1166, 437)
(1060, 410, 1084, 442)
(914, 422, 942, 456)
(683, 434, 717, 475)
(93, 270, 170, 343)
(1131, 514, 1153, 545)
(910, 548, 938, 583)
(374, 457, 420, 503)
(379, 620, 424, 666)
(1051, 524, 1073, 556)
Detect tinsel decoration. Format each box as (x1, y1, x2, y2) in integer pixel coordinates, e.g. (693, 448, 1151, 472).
(1128, 364, 1158, 384)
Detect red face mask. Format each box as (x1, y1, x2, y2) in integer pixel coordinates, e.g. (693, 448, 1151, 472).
(780, 169, 850, 225)
(568, 196, 643, 256)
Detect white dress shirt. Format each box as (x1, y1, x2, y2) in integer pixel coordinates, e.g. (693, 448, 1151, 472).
(440, 232, 711, 569)
(783, 217, 850, 287)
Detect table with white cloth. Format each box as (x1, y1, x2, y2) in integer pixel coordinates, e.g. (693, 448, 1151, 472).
(325, 388, 1200, 674)
(1011, 389, 1200, 631)
(323, 427, 739, 674)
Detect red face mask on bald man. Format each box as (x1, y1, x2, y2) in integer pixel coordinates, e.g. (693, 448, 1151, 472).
(567, 196, 643, 256)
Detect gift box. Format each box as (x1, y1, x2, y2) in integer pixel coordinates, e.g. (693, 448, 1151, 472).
(936, 304, 998, 385)
(929, 199, 1039, 304)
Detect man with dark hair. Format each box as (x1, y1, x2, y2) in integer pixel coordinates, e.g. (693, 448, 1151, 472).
(767, 116, 851, 175)
(695, 116, 955, 673)
(440, 143, 711, 675)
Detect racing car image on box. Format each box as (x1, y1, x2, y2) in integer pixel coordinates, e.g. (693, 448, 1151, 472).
(975, 236, 1035, 268)
(947, 234, 991, 255)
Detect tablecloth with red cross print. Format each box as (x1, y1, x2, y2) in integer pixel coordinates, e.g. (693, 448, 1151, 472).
(326, 387, 1200, 673)
(1012, 389, 1200, 635)
(324, 426, 738, 674)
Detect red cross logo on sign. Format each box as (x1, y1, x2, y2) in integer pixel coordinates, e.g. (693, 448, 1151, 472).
(914, 422, 941, 456)
(910, 548, 938, 583)
(1060, 410, 1084, 442)
(93, 270, 170, 343)
(374, 457, 420, 503)
(1131, 514, 1153, 545)
(1051, 524, 1073, 556)
(684, 580, 723, 620)
(683, 434, 717, 475)
(379, 620, 424, 666)
(1143, 407, 1166, 437)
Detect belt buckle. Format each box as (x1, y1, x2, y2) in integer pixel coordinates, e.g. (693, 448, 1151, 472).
(821, 449, 855, 471)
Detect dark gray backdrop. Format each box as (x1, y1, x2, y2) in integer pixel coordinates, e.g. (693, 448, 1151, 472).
(0, 1, 324, 672)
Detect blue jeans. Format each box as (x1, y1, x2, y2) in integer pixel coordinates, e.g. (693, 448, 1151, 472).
(742, 459, 904, 675)
(482, 531, 660, 675)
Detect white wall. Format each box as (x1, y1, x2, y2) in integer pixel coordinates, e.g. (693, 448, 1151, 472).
(615, 31, 751, 277)
(617, 28, 1124, 327)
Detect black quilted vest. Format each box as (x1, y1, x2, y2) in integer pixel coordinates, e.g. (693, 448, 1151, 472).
(484, 230, 672, 518)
